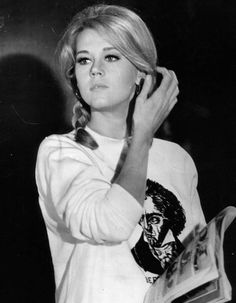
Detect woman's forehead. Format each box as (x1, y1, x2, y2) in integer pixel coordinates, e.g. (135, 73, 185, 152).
(76, 27, 116, 48)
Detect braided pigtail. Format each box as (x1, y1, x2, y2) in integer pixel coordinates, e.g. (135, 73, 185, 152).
(71, 77, 98, 150)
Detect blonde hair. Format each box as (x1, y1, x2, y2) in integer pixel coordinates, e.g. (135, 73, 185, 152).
(57, 4, 158, 149)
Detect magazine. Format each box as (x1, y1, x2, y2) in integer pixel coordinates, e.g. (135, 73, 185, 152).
(144, 206, 236, 303)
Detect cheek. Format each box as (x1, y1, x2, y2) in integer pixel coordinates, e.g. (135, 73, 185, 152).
(75, 70, 89, 94)
(114, 66, 137, 90)
(75, 70, 81, 87)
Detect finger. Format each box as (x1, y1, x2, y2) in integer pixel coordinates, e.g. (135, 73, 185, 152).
(167, 83, 179, 101)
(138, 74, 152, 99)
(165, 71, 179, 100)
(156, 67, 172, 91)
(168, 97, 178, 113)
(170, 70, 178, 85)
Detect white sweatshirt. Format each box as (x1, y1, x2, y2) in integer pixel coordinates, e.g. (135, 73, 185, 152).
(35, 127, 205, 303)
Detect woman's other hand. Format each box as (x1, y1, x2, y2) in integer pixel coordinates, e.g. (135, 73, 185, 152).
(133, 67, 179, 140)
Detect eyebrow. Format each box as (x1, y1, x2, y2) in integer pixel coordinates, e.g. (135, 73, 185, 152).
(76, 47, 117, 56)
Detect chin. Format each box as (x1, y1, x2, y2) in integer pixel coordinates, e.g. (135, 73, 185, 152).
(86, 93, 132, 112)
(89, 98, 111, 109)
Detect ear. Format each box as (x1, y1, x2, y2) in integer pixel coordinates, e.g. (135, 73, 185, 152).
(135, 71, 146, 85)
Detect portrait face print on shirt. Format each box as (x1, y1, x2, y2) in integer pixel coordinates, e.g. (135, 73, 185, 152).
(131, 179, 186, 281)
(141, 196, 170, 247)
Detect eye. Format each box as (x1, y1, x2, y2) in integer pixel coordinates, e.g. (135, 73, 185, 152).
(105, 54, 120, 62)
(152, 217, 161, 224)
(76, 57, 91, 65)
(148, 215, 161, 225)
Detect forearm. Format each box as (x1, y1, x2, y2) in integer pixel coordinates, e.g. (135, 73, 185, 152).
(114, 129, 152, 206)
(114, 68, 179, 206)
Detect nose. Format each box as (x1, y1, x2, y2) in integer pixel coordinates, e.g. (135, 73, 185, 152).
(90, 60, 104, 77)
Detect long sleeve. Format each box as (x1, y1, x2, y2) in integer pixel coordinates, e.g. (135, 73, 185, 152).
(35, 135, 143, 244)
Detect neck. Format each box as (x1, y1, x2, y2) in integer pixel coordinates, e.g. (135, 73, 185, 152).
(88, 110, 128, 139)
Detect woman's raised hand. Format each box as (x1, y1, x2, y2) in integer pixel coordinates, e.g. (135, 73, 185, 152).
(133, 67, 179, 140)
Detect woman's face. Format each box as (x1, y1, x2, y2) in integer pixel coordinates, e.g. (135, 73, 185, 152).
(74, 28, 139, 114)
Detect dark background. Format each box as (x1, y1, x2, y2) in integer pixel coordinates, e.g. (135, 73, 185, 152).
(0, 0, 235, 302)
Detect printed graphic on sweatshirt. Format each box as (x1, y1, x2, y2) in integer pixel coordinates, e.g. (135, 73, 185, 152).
(131, 179, 186, 283)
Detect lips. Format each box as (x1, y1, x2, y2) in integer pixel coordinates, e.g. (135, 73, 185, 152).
(90, 84, 108, 91)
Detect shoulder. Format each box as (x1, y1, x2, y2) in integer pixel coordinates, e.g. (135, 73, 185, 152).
(39, 130, 77, 147)
(150, 138, 196, 173)
(37, 132, 94, 165)
(37, 132, 75, 157)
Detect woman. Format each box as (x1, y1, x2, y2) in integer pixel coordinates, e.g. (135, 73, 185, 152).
(36, 4, 205, 303)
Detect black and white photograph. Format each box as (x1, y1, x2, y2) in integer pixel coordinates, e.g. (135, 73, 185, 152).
(0, 1, 235, 302)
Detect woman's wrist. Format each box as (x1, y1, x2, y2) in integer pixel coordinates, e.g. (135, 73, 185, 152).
(132, 125, 153, 148)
